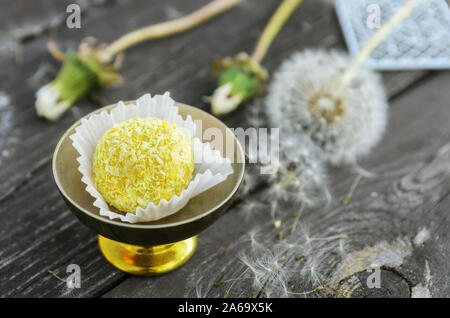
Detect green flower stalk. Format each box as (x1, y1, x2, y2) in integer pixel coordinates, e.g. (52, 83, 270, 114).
(211, 52, 268, 115)
(36, 0, 244, 121)
(211, 0, 303, 116)
(35, 53, 120, 121)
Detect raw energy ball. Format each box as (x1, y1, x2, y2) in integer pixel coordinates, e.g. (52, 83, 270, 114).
(92, 117, 193, 213)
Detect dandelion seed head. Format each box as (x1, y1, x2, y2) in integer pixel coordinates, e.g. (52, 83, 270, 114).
(266, 49, 388, 165)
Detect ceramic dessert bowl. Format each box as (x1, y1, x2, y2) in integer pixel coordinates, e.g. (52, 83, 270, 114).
(53, 102, 245, 275)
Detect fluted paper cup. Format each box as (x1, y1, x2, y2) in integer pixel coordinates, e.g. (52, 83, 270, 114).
(70, 92, 233, 223)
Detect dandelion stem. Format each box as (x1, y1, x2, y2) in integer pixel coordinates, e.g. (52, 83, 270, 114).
(343, 173, 363, 205)
(290, 205, 304, 234)
(216, 276, 255, 285)
(224, 267, 250, 297)
(48, 270, 66, 283)
(336, 0, 427, 95)
(309, 234, 348, 242)
(251, 0, 303, 63)
(286, 285, 324, 296)
(47, 40, 67, 62)
(99, 0, 244, 63)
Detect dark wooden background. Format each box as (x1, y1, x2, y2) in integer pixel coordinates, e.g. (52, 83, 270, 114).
(0, 0, 449, 298)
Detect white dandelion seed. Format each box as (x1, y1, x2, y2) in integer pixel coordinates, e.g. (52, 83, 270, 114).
(338, 238, 347, 258)
(195, 278, 206, 298)
(239, 232, 292, 297)
(238, 199, 267, 222)
(304, 264, 325, 287)
(265, 49, 388, 166)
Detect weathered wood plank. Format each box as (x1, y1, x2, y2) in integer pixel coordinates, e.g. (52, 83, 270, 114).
(0, 160, 127, 297)
(103, 71, 450, 297)
(0, 0, 116, 60)
(0, 0, 438, 297)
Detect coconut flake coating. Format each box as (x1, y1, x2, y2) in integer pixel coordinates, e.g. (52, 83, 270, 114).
(92, 117, 193, 214)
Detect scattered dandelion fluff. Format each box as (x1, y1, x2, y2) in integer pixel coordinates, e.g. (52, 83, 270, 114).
(0, 91, 10, 110)
(267, 133, 330, 213)
(265, 49, 388, 165)
(239, 232, 291, 297)
(242, 98, 330, 214)
(238, 229, 334, 297)
(237, 199, 267, 222)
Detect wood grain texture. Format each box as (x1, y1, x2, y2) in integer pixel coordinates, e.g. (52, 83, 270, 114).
(0, 0, 115, 62)
(0, 0, 445, 298)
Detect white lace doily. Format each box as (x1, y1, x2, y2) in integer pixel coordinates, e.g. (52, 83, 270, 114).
(335, 0, 450, 70)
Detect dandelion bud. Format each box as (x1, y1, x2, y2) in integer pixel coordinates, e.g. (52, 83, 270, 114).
(35, 55, 98, 121)
(35, 54, 120, 121)
(211, 52, 267, 116)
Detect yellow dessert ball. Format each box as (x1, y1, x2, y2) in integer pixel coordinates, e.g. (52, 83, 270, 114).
(92, 117, 194, 213)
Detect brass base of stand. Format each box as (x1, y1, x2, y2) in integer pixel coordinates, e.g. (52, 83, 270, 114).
(98, 235, 197, 276)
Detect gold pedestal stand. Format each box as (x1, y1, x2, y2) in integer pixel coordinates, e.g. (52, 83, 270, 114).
(53, 102, 244, 277)
(98, 235, 197, 275)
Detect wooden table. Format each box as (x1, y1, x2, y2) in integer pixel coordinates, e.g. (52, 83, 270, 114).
(0, 0, 449, 298)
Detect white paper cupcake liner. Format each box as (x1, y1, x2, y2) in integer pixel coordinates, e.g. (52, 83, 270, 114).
(70, 92, 233, 223)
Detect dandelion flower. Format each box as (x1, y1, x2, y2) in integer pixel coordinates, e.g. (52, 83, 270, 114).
(265, 49, 388, 166)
